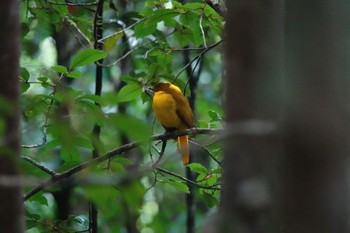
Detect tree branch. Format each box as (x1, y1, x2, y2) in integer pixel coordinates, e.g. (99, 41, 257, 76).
(205, 0, 227, 17)
(21, 156, 57, 176)
(23, 128, 223, 200)
(23, 122, 277, 200)
(46, 0, 99, 6)
(156, 167, 221, 191)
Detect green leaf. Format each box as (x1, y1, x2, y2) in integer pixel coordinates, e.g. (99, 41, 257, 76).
(37, 77, 48, 83)
(141, 92, 151, 104)
(157, 52, 172, 67)
(120, 75, 140, 84)
(52, 0, 68, 17)
(51, 65, 68, 74)
(202, 192, 218, 208)
(103, 32, 124, 52)
(208, 110, 222, 122)
(77, 94, 102, 105)
(30, 193, 48, 206)
(115, 84, 142, 103)
(188, 163, 208, 174)
(21, 82, 30, 93)
(164, 180, 190, 194)
(134, 19, 157, 38)
(20, 67, 30, 93)
(173, 28, 192, 47)
(183, 2, 203, 10)
(37, 77, 51, 88)
(20, 67, 30, 81)
(67, 70, 82, 78)
(135, 9, 178, 38)
(70, 49, 107, 69)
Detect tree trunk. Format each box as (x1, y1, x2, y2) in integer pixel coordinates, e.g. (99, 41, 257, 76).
(283, 0, 350, 232)
(219, 0, 350, 233)
(220, 1, 284, 232)
(0, 1, 24, 233)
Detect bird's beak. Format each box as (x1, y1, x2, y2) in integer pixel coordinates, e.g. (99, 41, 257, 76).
(143, 85, 154, 97)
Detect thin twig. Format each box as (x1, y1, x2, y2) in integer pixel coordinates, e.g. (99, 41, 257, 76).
(156, 167, 221, 191)
(190, 140, 222, 167)
(46, 0, 99, 6)
(199, 12, 207, 47)
(21, 156, 57, 176)
(175, 39, 224, 80)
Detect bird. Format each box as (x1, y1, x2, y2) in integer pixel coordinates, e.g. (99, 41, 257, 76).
(151, 82, 194, 165)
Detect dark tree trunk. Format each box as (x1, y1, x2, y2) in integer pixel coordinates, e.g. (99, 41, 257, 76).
(219, 0, 350, 233)
(220, 0, 284, 233)
(0, 1, 24, 233)
(283, 1, 350, 232)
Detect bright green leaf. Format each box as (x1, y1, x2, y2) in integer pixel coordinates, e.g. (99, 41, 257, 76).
(164, 180, 190, 194)
(134, 19, 157, 38)
(115, 84, 142, 103)
(67, 70, 82, 78)
(120, 75, 140, 84)
(70, 49, 107, 69)
(51, 65, 68, 74)
(183, 2, 203, 10)
(37, 77, 48, 83)
(188, 162, 208, 174)
(208, 110, 221, 122)
(135, 9, 178, 38)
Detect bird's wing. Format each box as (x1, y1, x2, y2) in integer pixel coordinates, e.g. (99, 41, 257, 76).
(172, 94, 194, 129)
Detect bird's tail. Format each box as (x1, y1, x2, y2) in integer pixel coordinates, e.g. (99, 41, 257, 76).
(178, 135, 189, 165)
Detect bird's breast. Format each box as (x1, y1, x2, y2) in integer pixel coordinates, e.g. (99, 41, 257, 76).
(152, 92, 182, 129)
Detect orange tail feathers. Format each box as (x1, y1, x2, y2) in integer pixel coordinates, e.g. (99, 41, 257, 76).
(178, 135, 189, 165)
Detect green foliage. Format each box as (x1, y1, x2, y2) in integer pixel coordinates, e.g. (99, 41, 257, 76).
(69, 49, 107, 69)
(20, 0, 223, 232)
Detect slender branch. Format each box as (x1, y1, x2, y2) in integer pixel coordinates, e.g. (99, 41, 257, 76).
(21, 125, 47, 149)
(46, 0, 99, 6)
(21, 156, 57, 176)
(23, 122, 277, 200)
(175, 39, 224, 80)
(156, 167, 221, 191)
(199, 11, 207, 47)
(65, 18, 93, 48)
(190, 140, 222, 167)
(21, 73, 67, 149)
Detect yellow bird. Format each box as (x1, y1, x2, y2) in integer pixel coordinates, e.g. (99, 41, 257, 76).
(152, 82, 194, 165)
